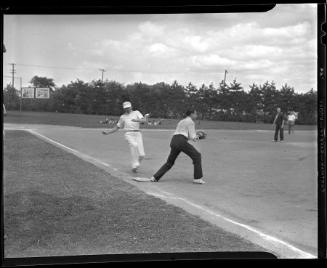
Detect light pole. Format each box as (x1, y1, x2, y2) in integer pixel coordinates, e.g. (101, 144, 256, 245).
(99, 69, 106, 82)
(20, 77, 22, 112)
(223, 70, 228, 86)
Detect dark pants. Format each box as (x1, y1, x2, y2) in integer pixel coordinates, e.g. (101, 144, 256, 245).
(274, 124, 284, 141)
(153, 135, 203, 181)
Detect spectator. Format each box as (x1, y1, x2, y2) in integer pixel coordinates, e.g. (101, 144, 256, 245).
(287, 111, 296, 135)
(272, 107, 285, 142)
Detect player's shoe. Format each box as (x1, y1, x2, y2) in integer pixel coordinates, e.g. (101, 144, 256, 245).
(193, 179, 206, 184)
(132, 177, 157, 182)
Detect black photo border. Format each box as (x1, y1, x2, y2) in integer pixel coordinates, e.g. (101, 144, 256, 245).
(1, 0, 326, 265)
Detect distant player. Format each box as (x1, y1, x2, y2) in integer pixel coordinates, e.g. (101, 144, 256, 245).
(272, 107, 286, 142)
(287, 111, 296, 135)
(102, 101, 149, 172)
(146, 109, 205, 184)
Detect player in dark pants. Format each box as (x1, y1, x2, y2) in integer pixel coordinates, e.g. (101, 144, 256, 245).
(150, 110, 205, 184)
(153, 134, 203, 181)
(272, 107, 285, 142)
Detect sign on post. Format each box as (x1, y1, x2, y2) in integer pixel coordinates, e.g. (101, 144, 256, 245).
(21, 87, 35, 98)
(35, 88, 50, 99)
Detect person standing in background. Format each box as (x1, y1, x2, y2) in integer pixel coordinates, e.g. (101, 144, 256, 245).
(272, 107, 285, 142)
(287, 111, 296, 135)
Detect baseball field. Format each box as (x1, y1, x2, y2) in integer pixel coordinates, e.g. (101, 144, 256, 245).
(3, 111, 317, 258)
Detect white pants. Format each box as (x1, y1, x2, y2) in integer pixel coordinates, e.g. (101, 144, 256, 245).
(124, 131, 145, 169)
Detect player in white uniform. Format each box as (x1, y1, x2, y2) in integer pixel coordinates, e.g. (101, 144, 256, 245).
(102, 101, 149, 172)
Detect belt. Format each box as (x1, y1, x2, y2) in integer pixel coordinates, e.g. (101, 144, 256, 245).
(125, 130, 141, 132)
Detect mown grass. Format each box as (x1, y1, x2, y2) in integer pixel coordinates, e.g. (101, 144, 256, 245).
(3, 130, 264, 257)
(4, 110, 316, 130)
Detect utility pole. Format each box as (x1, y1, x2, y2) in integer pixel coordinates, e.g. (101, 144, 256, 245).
(99, 69, 106, 82)
(20, 77, 22, 112)
(223, 69, 228, 86)
(99, 68, 107, 120)
(10, 63, 16, 88)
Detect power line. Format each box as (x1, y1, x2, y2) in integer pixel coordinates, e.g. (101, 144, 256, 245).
(3, 75, 21, 80)
(13, 63, 91, 71)
(4, 62, 189, 74)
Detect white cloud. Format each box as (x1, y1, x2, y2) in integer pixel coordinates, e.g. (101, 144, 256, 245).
(237, 59, 274, 71)
(223, 45, 283, 60)
(138, 21, 165, 37)
(4, 5, 316, 92)
(183, 35, 210, 53)
(262, 22, 310, 38)
(191, 54, 236, 69)
(147, 43, 176, 57)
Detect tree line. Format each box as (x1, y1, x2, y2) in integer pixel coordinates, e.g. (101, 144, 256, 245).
(3, 76, 317, 125)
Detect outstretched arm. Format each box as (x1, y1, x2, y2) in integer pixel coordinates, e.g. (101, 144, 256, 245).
(131, 113, 150, 123)
(102, 125, 119, 135)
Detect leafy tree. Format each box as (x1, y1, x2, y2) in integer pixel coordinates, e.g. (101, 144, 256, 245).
(278, 84, 296, 112)
(170, 80, 187, 118)
(248, 83, 263, 122)
(5, 74, 317, 125)
(296, 89, 317, 124)
(185, 82, 198, 112)
(30, 76, 56, 89)
(217, 80, 232, 120)
(260, 81, 277, 123)
(228, 79, 242, 92)
(229, 79, 244, 117)
(3, 84, 20, 110)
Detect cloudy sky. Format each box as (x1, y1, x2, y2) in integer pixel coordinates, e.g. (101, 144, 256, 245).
(3, 4, 317, 92)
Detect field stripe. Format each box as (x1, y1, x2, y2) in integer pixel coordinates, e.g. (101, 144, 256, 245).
(11, 128, 316, 259)
(25, 129, 119, 172)
(146, 190, 315, 259)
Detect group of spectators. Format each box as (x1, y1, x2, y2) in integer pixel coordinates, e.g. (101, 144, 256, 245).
(99, 118, 163, 127)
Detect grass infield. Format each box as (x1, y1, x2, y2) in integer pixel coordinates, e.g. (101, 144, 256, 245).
(4, 110, 316, 130)
(3, 130, 264, 257)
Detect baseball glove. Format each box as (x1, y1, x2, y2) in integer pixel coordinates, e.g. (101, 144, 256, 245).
(196, 130, 207, 140)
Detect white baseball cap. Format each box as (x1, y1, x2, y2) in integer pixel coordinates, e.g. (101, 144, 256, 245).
(123, 101, 132, 109)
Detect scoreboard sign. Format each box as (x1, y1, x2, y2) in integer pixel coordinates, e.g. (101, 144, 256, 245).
(35, 88, 50, 99)
(21, 87, 35, 99)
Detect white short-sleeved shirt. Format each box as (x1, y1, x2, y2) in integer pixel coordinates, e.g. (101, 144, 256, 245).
(174, 116, 197, 140)
(117, 110, 144, 131)
(288, 114, 296, 122)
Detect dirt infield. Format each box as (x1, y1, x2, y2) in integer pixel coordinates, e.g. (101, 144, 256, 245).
(3, 130, 265, 257)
